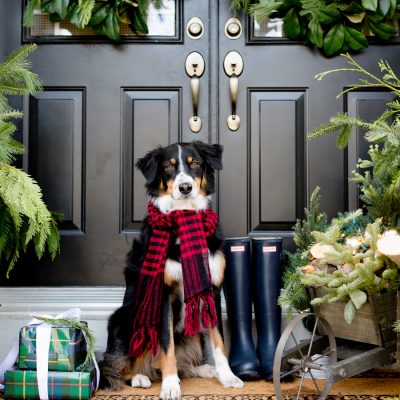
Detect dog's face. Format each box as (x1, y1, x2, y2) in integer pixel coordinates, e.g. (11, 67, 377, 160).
(136, 141, 223, 213)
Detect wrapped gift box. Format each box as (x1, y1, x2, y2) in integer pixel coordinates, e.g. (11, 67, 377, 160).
(4, 365, 97, 400)
(18, 324, 87, 371)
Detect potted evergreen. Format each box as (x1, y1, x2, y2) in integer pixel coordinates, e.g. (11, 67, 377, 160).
(0, 44, 60, 277)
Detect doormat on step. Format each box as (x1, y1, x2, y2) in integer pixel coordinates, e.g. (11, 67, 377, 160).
(1, 372, 399, 399)
(90, 372, 399, 400)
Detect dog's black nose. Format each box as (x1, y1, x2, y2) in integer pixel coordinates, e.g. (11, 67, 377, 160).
(179, 183, 192, 195)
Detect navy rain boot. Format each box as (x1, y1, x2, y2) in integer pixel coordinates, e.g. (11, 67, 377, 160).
(223, 237, 261, 380)
(252, 237, 283, 380)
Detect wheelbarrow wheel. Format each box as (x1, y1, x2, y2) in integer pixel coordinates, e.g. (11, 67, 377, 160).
(273, 313, 337, 400)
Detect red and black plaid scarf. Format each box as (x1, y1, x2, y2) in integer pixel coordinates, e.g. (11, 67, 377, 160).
(129, 202, 219, 358)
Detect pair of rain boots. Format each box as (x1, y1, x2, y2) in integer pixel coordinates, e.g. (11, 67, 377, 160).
(223, 237, 283, 381)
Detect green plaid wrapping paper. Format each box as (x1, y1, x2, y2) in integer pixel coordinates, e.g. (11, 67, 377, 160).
(18, 325, 87, 372)
(4, 365, 97, 399)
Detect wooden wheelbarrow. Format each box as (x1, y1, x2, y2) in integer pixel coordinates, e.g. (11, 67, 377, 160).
(272, 289, 398, 399)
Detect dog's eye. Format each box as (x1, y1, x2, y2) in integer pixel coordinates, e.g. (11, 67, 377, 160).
(164, 163, 175, 171)
(189, 161, 200, 169)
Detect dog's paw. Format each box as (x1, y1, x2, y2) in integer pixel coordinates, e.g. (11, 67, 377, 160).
(217, 369, 244, 388)
(131, 374, 151, 389)
(192, 364, 217, 378)
(160, 375, 181, 400)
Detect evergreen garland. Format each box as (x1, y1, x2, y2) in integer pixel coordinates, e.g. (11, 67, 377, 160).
(0, 44, 61, 277)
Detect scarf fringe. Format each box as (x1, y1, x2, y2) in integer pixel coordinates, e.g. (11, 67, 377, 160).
(184, 297, 201, 336)
(184, 293, 218, 335)
(201, 293, 218, 329)
(129, 326, 159, 358)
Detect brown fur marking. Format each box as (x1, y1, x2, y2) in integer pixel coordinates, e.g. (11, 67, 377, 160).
(209, 326, 225, 354)
(160, 307, 178, 378)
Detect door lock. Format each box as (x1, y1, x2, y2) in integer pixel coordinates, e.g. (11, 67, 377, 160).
(187, 17, 204, 39)
(224, 17, 242, 39)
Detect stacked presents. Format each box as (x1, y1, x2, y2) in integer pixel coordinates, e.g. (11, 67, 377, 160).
(3, 320, 98, 399)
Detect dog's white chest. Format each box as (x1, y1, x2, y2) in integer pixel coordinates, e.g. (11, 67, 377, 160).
(164, 251, 225, 287)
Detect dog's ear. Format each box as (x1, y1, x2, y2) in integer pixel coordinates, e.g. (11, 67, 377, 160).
(192, 141, 223, 170)
(135, 147, 162, 184)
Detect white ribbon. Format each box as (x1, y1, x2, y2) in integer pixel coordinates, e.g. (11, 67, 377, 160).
(0, 308, 100, 399)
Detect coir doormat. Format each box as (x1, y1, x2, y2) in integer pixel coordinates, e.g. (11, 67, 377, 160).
(1, 371, 399, 399)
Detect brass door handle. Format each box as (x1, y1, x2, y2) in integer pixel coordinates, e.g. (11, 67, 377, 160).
(185, 52, 205, 133)
(224, 51, 244, 131)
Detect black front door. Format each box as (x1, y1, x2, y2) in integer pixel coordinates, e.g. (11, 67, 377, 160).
(0, 0, 399, 285)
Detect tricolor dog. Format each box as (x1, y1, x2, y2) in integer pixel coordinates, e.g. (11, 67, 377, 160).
(100, 141, 243, 399)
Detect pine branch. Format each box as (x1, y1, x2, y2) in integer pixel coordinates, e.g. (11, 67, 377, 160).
(0, 44, 42, 111)
(248, 0, 284, 22)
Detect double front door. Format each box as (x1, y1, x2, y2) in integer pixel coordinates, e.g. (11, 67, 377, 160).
(1, 0, 398, 285)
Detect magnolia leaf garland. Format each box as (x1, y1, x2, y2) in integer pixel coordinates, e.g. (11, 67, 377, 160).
(237, 0, 398, 57)
(24, 0, 153, 41)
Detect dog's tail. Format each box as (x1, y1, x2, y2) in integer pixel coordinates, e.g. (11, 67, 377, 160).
(98, 352, 130, 390)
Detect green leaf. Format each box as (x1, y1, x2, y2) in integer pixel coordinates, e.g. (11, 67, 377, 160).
(344, 299, 356, 324)
(343, 12, 366, 23)
(104, 9, 121, 41)
(283, 8, 301, 40)
(341, 1, 364, 13)
(379, 0, 391, 15)
(317, 4, 341, 24)
(41, 0, 55, 14)
(361, 0, 378, 11)
(88, 3, 110, 26)
(387, 0, 397, 18)
(322, 24, 345, 57)
(343, 26, 368, 51)
(368, 19, 397, 40)
(53, 0, 70, 19)
(130, 6, 149, 34)
(349, 289, 367, 309)
(68, 3, 81, 28)
(308, 17, 323, 47)
(23, 0, 40, 27)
